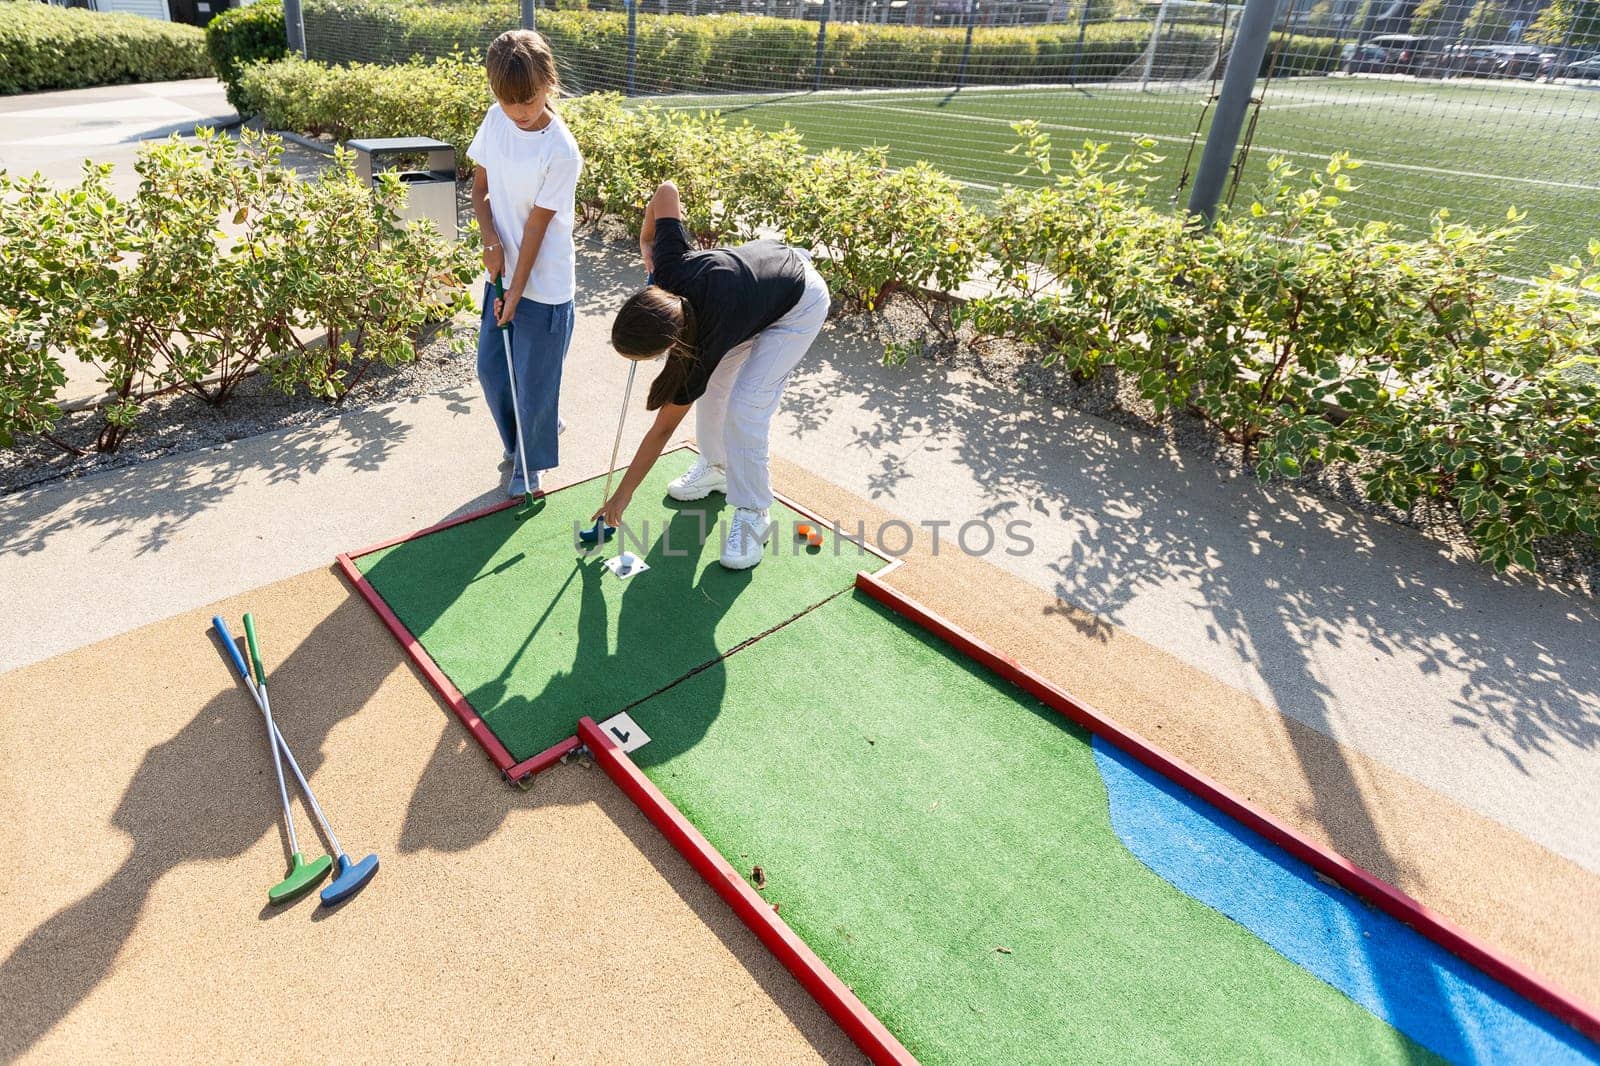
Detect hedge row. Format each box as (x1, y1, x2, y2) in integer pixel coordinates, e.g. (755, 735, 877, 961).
(235, 53, 1599, 572)
(0, 0, 210, 95)
(203, 0, 1344, 104)
(299, 0, 1164, 90)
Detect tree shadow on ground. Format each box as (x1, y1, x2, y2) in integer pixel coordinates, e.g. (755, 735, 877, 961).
(0, 402, 414, 558)
(778, 317, 1600, 846)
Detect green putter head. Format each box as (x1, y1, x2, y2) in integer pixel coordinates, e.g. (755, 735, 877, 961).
(268, 851, 334, 906)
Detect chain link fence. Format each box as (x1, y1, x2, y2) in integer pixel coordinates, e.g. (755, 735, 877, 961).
(299, 0, 1600, 274)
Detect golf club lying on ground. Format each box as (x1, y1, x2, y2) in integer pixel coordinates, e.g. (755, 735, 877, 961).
(494, 274, 537, 519)
(211, 614, 332, 905)
(578, 357, 638, 549)
(214, 615, 380, 907)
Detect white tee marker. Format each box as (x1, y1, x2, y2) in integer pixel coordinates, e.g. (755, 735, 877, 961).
(598, 712, 651, 755)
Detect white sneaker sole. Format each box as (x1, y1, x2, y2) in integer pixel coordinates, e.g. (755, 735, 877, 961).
(719, 550, 764, 570)
(720, 521, 771, 570)
(669, 481, 727, 502)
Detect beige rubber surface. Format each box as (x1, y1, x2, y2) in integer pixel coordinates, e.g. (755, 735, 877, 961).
(0, 567, 861, 1065)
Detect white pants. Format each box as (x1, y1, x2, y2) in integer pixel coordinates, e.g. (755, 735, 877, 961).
(695, 260, 830, 511)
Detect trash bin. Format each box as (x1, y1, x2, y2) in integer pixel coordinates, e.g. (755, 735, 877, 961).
(347, 137, 458, 243)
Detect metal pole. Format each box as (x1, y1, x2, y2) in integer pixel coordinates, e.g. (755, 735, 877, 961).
(1139, 0, 1170, 91)
(957, 0, 976, 87)
(1068, 0, 1092, 83)
(814, 0, 831, 91)
(1185, 0, 1277, 224)
(283, 0, 307, 57)
(627, 0, 638, 95)
(521, 0, 535, 31)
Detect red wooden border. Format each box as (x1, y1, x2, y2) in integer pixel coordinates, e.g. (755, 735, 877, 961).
(335, 551, 576, 782)
(853, 570, 1600, 1046)
(577, 717, 918, 1066)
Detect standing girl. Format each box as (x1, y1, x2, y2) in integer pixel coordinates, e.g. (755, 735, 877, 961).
(469, 29, 582, 497)
(594, 180, 831, 570)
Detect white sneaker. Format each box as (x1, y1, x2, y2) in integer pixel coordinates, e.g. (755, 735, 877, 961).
(668, 457, 728, 501)
(720, 508, 772, 570)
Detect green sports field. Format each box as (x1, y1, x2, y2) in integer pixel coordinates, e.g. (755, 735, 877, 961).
(652, 75, 1600, 278)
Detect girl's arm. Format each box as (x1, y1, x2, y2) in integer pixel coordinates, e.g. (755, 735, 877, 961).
(472, 168, 504, 281)
(593, 400, 691, 528)
(639, 181, 681, 274)
(496, 206, 556, 326)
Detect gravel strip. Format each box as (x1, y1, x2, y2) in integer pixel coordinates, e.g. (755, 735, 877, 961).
(0, 323, 479, 495)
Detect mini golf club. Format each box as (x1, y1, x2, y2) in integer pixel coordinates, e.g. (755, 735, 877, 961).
(577, 358, 639, 550)
(213, 615, 332, 905)
(494, 274, 537, 520)
(214, 615, 380, 907)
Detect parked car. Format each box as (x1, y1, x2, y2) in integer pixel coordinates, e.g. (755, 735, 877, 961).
(1429, 43, 1503, 78)
(1360, 34, 1443, 74)
(1340, 42, 1393, 73)
(1562, 54, 1600, 79)
(1490, 44, 1546, 79)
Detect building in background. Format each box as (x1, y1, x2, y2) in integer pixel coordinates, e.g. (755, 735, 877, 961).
(39, 0, 235, 26)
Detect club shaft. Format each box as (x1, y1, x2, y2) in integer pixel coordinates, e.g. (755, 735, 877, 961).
(234, 670, 343, 856)
(502, 328, 532, 496)
(597, 360, 638, 510)
(257, 684, 300, 855)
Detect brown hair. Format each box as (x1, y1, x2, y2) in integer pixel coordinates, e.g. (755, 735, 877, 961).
(611, 286, 699, 410)
(486, 30, 561, 105)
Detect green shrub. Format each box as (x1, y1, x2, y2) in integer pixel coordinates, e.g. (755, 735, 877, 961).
(0, 307, 67, 449)
(962, 122, 1189, 387)
(267, 144, 480, 402)
(0, 0, 210, 94)
(207, 1, 288, 113)
(240, 54, 488, 169)
(784, 147, 979, 320)
(1352, 234, 1600, 570)
(0, 130, 475, 451)
(564, 96, 801, 245)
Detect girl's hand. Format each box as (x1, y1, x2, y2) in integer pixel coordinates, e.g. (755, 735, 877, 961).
(494, 280, 524, 327)
(482, 244, 505, 282)
(592, 491, 631, 530)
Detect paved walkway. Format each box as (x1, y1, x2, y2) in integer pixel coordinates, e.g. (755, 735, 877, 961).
(3, 240, 1596, 883)
(0, 78, 236, 177)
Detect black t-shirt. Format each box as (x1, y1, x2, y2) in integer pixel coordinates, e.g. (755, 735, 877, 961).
(650, 217, 807, 406)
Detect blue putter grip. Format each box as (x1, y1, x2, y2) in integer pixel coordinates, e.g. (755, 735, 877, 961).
(213, 616, 252, 684)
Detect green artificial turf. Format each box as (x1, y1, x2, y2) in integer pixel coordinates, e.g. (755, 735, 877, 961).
(625, 591, 1443, 1065)
(352, 455, 882, 762)
(650, 78, 1600, 276)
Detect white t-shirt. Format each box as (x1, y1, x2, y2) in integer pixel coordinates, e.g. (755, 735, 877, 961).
(467, 103, 583, 305)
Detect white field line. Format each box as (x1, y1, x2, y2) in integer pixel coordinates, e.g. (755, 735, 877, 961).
(834, 99, 1600, 192)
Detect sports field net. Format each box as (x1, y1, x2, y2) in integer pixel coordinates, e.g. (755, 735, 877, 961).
(303, 0, 1600, 276)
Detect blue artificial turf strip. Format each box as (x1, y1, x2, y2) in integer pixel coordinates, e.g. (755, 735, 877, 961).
(1094, 739, 1600, 1066)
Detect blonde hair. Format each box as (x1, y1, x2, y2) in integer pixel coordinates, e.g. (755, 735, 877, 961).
(486, 30, 561, 105)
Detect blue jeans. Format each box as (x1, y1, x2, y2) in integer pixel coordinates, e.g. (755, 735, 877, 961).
(476, 284, 574, 474)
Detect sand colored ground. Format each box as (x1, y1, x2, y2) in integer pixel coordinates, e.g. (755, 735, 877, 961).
(0, 567, 862, 1065)
(2, 456, 1595, 1063)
